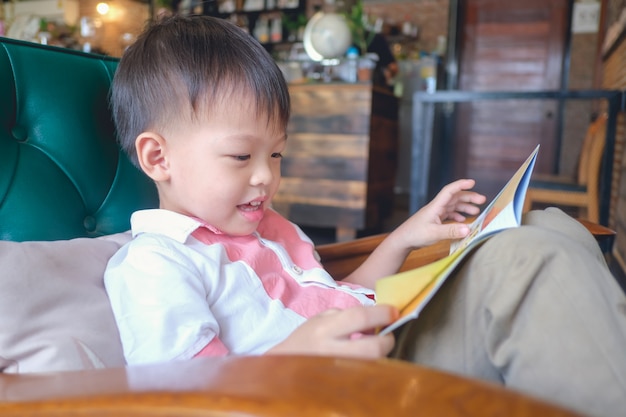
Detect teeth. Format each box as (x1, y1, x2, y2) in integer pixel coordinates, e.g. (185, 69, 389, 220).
(250, 201, 261, 207)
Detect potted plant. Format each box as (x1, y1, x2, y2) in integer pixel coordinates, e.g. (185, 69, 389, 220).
(283, 12, 307, 42)
(342, 1, 377, 81)
(343, 0, 374, 56)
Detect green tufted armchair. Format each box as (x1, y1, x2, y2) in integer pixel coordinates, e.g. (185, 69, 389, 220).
(0, 37, 158, 242)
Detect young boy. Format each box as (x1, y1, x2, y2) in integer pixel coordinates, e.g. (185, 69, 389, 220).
(104, 15, 626, 417)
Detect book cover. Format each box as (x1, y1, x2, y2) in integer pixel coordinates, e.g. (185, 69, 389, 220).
(376, 145, 540, 335)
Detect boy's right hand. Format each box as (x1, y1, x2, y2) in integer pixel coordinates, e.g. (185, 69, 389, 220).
(266, 305, 397, 359)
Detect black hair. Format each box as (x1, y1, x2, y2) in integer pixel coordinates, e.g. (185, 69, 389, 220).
(111, 14, 290, 167)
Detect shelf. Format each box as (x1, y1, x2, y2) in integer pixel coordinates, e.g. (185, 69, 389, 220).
(204, 0, 307, 48)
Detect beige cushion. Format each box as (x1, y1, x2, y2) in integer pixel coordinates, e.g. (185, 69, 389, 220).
(0, 233, 131, 373)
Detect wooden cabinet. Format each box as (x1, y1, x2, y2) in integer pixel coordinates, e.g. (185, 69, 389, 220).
(272, 82, 399, 241)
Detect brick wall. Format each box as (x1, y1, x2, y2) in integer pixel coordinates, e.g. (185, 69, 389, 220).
(601, 17, 626, 268)
(363, 0, 449, 56)
(606, 0, 626, 23)
(359, 1, 599, 179)
(561, 28, 600, 176)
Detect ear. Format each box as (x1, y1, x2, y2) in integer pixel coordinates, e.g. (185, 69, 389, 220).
(135, 132, 170, 182)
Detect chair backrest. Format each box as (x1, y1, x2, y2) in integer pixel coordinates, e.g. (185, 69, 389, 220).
(0, 37, 158, 242)
(578, 113, 607, 188)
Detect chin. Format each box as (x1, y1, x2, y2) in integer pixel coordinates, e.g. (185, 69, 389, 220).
(229, 230, 257, 237)
(223, 224, 260, 237)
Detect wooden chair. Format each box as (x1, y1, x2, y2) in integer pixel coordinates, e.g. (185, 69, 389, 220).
(0, 355, 584, 417)
(316, 220, 616, 280)
(318, 233, 451, 279)
(523, 113, 608, 223)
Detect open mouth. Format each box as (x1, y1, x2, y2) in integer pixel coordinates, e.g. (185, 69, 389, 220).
(237, 199, 266, 223)
(238, 200, 263, 211)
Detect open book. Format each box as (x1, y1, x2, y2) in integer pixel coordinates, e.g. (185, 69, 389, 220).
(376, 145, 540, 335)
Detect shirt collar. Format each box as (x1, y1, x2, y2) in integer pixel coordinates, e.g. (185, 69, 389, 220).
(130, 209, 222, 243)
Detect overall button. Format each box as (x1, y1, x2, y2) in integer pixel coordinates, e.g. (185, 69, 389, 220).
(291, 265, 303, 275)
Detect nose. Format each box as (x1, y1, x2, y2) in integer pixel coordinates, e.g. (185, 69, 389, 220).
(250, 159, 276, 186)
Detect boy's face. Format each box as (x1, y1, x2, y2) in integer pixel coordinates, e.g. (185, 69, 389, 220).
(147, 95, 287, 236)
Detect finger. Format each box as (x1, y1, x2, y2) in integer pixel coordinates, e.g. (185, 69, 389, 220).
(452, 202, 483, 216)
(324, 305, 398, 337)
(445, 178, 476, 190)
(444, 223, 471, 240)
(445, 178, 477, 194)
(459, 192, 487, 206)
(444, 212, 470, 223)
(432, 222, 470, 240)
(335, 333, 396, 358)
(431, 179, 478, 206)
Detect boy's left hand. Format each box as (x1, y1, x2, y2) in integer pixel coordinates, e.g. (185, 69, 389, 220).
(393, 179, 486, 249)
(341, 179, 486, 289)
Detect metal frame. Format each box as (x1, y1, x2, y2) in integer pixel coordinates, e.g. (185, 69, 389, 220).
(410, 89, 625, 226)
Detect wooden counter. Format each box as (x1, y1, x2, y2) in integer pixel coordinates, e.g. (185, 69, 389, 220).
(272, 82, 399, 242)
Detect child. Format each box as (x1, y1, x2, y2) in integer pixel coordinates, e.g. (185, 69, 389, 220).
(105, 15, 626, 417)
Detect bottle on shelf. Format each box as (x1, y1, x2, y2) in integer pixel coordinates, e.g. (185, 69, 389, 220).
(270, 15, 282, 43)
(345, 46, 359, 83)
(254, 15, 269, 42)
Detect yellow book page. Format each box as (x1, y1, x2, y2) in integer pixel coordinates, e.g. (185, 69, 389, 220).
(375, 250, 463, 313)
(399, 279, 437, 319)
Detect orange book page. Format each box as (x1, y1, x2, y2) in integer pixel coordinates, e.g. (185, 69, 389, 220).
(398, 279, 437, 319)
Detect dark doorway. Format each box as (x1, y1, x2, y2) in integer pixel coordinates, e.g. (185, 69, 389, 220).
(451, 0, 571, 200)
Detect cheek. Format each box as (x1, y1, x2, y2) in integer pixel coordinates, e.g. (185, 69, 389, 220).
(271, 159, 282, 178)
(270, 164, 282, 193)
(173, 161, 227, 196)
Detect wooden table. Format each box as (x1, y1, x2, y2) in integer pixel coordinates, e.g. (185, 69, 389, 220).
(0, 355, 582, 416)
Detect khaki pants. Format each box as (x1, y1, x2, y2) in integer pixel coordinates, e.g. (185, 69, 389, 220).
(392, 208, 626, 417)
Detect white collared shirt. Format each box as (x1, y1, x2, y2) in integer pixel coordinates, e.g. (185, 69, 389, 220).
(104, 208, 375, 365)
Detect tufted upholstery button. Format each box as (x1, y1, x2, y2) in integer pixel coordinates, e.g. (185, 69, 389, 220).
(83, 216, 97, 233)
(11, 126, 28, 142)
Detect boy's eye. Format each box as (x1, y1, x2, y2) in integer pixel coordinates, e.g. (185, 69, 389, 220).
(234, 155, 250, 161)
(271, 152, 283, 159)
